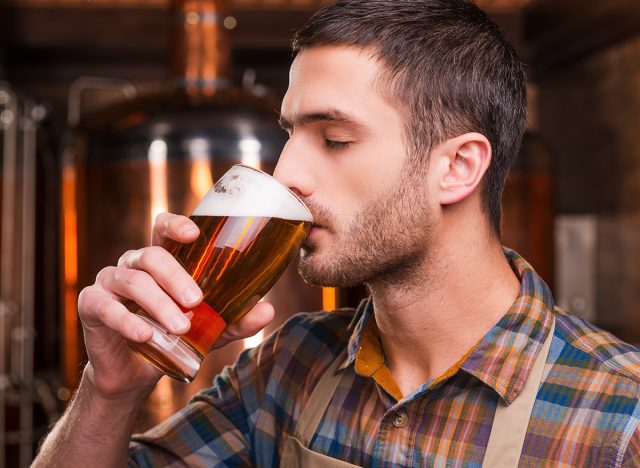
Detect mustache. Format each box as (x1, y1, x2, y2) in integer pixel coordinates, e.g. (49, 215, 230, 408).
(303, 201, 334, 233)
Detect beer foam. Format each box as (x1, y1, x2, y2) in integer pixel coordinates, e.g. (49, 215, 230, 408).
(192, 165, 313, 222)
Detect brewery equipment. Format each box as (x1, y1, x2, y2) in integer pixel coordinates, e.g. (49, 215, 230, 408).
(502, 132, 555, 284)
(63, 0, 327, 426)
(1, 83, 59, 468)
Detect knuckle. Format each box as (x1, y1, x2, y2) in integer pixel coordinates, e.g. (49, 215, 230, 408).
(122, 313, 141, 334)
(77, 286, 95, 315)
(124, 269, 144, 287)
(154, 212, 170, 234)
(95, 266, 116, 284)
(115, 265, 144, 287)
(124, 248, 144, 269)
(112, 265, 125, 283)
(117, 250, 136, 267)
(138, 246, 163, 267)
(169, 214, 188, 231)
(154, 211, 169, 226)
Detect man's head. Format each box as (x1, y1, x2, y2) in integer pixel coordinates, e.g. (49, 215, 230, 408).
(274, 0, 527, 288)
(292, 0, 527, 234)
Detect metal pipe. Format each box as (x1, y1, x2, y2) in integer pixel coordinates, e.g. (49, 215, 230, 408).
(63, 77, 137, 389)
(0, 84, 18, 468)
(67, 77, 137, 128)
(18, 98, 38, 467)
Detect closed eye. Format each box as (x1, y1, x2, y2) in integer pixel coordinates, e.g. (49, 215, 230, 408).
(325, 140, 350, 150)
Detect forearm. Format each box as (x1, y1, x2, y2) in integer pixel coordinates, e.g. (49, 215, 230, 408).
(33, 370, 147, 467)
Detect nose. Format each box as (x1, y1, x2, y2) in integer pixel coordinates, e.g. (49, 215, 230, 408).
(273, 138, 314, 199)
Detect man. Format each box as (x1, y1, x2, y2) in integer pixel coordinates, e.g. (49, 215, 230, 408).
(35, 0, 640, 466)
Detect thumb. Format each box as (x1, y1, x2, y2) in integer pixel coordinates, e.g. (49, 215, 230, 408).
(213, 301, 275, 349)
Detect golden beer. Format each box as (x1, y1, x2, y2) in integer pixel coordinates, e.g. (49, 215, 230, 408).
(128, 165, 312, 382)
(171, 215, 309, 355)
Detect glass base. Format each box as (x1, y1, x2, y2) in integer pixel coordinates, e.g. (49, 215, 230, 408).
(128, 316, 202, 383)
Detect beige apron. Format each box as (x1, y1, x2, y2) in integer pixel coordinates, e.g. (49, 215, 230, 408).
(281, 318, 555, 468)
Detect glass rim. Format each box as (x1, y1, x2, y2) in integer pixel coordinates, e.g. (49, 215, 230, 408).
(231, 164, 313, 221)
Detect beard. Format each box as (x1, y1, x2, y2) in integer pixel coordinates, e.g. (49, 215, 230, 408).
(298, 165, 433, 289)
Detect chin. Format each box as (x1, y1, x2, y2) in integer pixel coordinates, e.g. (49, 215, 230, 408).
(297, 256, 361, 289)
(298, 254, 331, 287)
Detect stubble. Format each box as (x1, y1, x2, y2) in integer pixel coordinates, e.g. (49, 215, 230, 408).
(298, 165, 433, 290)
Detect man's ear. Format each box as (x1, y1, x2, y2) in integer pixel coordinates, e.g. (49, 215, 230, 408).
(434, 133, 492, 206)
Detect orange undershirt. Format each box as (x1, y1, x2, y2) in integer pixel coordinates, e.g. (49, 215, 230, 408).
(354, 318, 478, 401)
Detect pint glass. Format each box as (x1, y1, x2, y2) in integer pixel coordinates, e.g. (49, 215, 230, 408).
(128, 165, 313, 382)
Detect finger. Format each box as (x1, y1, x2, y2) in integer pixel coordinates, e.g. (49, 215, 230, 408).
(116, 250, 137, 268)
(152, 212, 199, 248)
(117, 246, 203, 309)
(78, 286, 153, 342)
(101, 264, 192, 335)
(213, 301, 275, 349)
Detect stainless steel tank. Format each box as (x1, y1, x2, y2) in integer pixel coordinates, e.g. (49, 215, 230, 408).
(1, 83, 59, 468)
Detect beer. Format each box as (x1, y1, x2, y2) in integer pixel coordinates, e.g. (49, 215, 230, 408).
(171, 215, 309, 355)
(128, 165, 312, 382)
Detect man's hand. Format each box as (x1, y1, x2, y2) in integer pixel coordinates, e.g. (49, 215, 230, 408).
(77, 212, 275, 403)
(34, 212, 275, 467)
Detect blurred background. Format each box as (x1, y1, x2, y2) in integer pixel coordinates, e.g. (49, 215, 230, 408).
(0, 0, 638, 465)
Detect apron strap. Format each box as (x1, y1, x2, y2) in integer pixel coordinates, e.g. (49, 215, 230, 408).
(292, 317, 555, 467)
(296, 349, 347, 447)
(482, 317, 556, 467)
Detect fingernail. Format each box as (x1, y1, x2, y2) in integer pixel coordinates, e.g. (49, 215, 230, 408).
(183, 287, 201, 304)
(171, 314, 190, 333)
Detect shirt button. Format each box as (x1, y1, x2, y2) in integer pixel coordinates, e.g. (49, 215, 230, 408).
(392, 411, 408, 428)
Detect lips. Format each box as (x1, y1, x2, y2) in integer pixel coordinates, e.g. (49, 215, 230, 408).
(309, 223, 327, 234)
(306, 224, 327, 244)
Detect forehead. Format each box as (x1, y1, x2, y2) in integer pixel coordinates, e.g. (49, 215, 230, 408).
(281, 45, 401, 127)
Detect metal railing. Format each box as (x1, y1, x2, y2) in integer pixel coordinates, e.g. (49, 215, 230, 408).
(0, 83, 52, 468)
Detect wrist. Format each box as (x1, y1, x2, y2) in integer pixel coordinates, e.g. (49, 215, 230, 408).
(80, 363, 153, 418)
(33, 364, 146, 467)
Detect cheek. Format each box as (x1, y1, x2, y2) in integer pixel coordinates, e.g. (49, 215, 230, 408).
(354, 147, 407, 191)
(318, 142, 407, 223)
(319, 181, 362, 222)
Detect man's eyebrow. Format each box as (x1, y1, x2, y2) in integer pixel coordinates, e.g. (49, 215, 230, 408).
(278, 109, 364, 131)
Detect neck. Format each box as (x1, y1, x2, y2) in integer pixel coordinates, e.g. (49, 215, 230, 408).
(367, 223, 520, 397)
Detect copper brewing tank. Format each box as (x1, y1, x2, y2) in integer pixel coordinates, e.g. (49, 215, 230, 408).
(63, 0, 329, 427)
(502, 132, 555, 285)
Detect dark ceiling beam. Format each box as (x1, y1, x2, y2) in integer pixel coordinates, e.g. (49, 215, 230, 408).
(0, 3, 521, 85)
(524, 0, 640, 74)
(0, 5, 312, 58)
(0, 4, 522, 58)
(0, 6, 168, 56)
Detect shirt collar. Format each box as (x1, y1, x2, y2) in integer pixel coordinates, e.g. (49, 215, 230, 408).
(461, 248, 555, 404)
(340, 298, 372, 371)
(340, 248, 555, 405)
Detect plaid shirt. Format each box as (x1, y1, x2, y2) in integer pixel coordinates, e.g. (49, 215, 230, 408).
(129, 249, 640, 467)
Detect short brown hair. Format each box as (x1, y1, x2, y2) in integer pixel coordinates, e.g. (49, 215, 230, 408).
(293, 0, 527, 233)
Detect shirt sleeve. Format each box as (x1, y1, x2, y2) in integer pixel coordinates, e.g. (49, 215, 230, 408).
(126, 311, 346, 467)
(127, 313, 288, 468)
(128, 362, 253, 467)
(621, 419, 640, 467)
